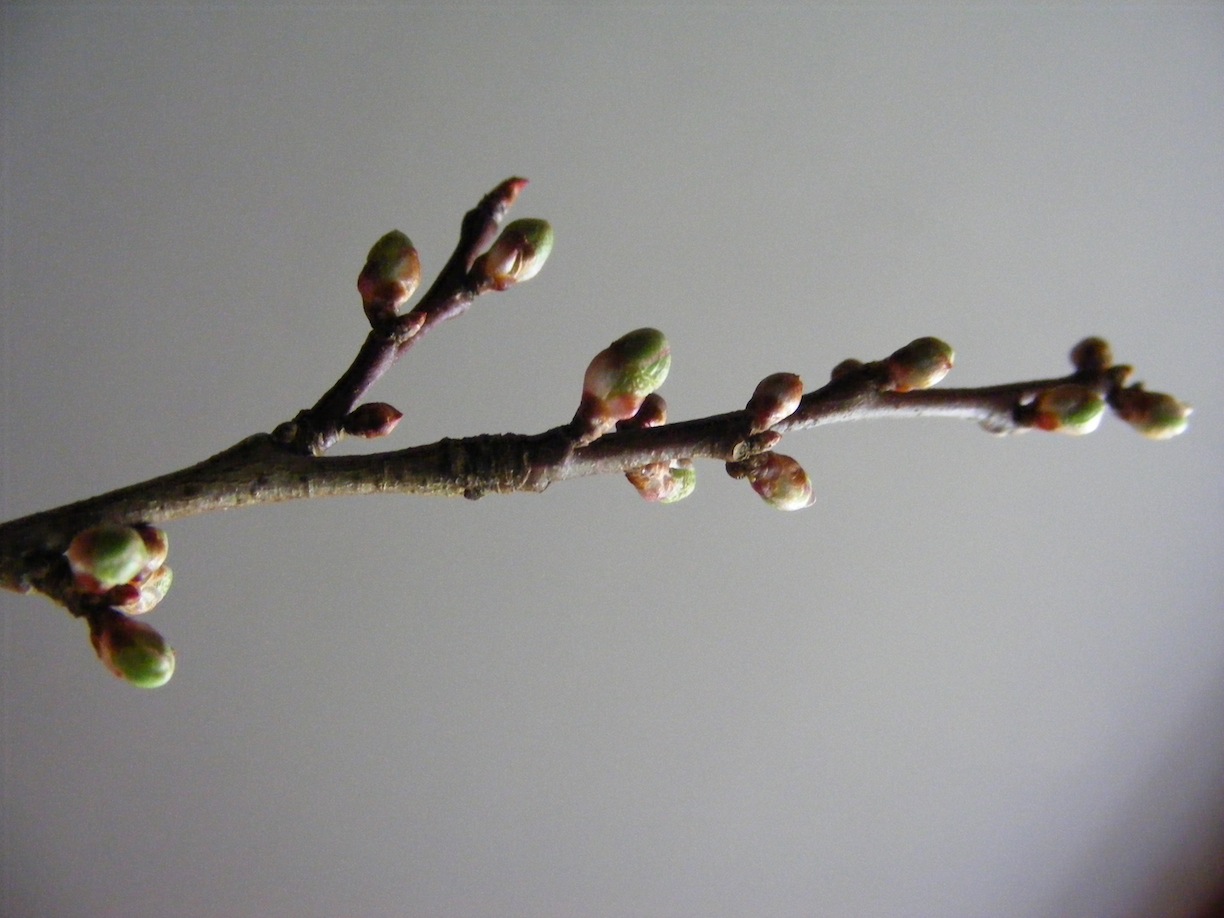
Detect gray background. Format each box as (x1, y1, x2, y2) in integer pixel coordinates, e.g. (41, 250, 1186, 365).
(2, 5, 1222, 917)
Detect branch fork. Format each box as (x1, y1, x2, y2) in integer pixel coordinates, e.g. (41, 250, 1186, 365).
(0, 179, 1190, 686)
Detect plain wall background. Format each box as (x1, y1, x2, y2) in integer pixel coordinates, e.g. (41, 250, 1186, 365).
(2, 5, 1222, 917)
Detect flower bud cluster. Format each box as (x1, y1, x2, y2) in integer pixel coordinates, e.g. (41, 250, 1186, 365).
(616, 395, 696, 504)
(358, 230, 421, 327)
(573, 328, 671, 444)
(726, 453, 815, 511)
(65, 523, 176, 687)
(471, 218, 554, 291)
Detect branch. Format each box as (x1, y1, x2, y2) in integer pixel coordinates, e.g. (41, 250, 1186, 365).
(0, 179, 1191, 687)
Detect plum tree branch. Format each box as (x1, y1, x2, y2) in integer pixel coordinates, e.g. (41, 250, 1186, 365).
(0, 178, 1191, 687)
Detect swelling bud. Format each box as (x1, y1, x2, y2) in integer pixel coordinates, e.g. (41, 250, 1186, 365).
(90, 611, 176, 688)
(66, 524, 151, 592)
(884, 337, 955, 392)
(1030, 385, 1106, 434)
(576, 328, 671, 439)
(742, 453, 816, 511)
(1113, 388, 1191, 440)
(358, 230, 421, 325)
(473, 218, 554, 290)
(746, 372, 803, 433)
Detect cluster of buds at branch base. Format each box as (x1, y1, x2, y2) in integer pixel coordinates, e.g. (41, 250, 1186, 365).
(341, 402, 404, 439)
(726, 453, 816, 511)
(616, 394, 696, 503)
(1111, 386, 1192, 440)
(572, 328, 672, 444)
(357, 230, 421, 328)
(89, 608, 176, 689)
(1023, 384, 1107, 435)
(470, 218, 554, 291)
(746, 372, 804, 434)
(66, 523, 176, 685)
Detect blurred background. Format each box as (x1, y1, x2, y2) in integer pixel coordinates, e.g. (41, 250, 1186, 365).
(2, 5, 1221, 917)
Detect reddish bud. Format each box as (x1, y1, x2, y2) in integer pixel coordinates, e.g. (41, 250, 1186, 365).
(744, 453, 815, 511)
(884, 337, 955, 392)
(746, 372, 803, 434)
(111, 565, 174, 615)
(1070, 337, 1113, 373)
(342, 402, 404, 439)
(830, 358, 865, 382)
(617, 393, 668, 431)
(358, 230, 421, 326)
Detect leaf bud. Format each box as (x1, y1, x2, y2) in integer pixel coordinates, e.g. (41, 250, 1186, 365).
(746, 372, 803, 434)
(472, 218, 554, 291)
(358, 230, 421, 326)
(90, 610, 176, 688)
(1112, 388, 1191, 440)
(575, 328, 671, 439)
(883, 337, 955, 392)
(66, 524, 151, 593)
(1070, 336, 1113, 374)
(342, 402, 404, 438)
(745, 453, 816, 511)
(1030, 384, 1106, 434)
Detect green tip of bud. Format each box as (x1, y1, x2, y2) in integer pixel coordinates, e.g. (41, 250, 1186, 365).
(747, 453, 815, 511)
(1113, 388, 1191, 440)
(92, 613, 175, 688)
(577, 328, 672, 437)
(476, 218, 554, 290)
(884, 337, 955, 392)
(746, 372, 804, 433)
(358, 230, 421, 321)
(1070, 336, 1113, 373)
(1031, 384, 1107, 435)
(66, 525, 152, 592)
(659, 463, 697, 504)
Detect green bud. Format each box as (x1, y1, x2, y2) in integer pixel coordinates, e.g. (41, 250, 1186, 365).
(658, 463, 697, 504)
(576, 328, 672, 439)
(91, 611, 175, 688)
(884, 337, 955, 392)
(358, 230, 421, 324)
(746, 453, 815, 511)
(66, 525, 151, 592)
(1113, 388, 1191, 440)
(1031, 384, 1107, 434)
(746, 372, 803, 433)
(474, 218, 554, 290)
(1070, 336, 1113, 373)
